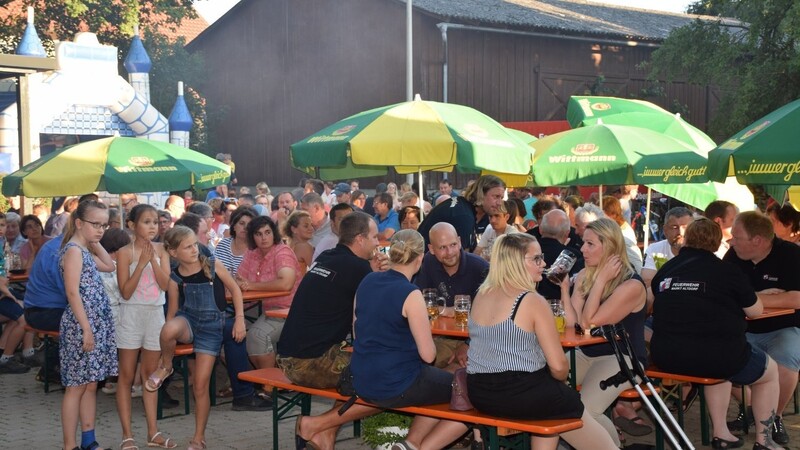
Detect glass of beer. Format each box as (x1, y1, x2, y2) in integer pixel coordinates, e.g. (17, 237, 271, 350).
(546, 249, 578, 285)
(454, 295, 471, 327)
(426, 296, 440, 322)
(549, 298, 566, 334)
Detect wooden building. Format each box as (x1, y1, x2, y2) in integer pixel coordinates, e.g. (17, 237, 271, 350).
(188, 0, 738, 187)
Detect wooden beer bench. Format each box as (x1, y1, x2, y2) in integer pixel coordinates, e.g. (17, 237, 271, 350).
(645, 367, 724, 449)
(23, 325, 61, 393)
(239, 368, 583, 450)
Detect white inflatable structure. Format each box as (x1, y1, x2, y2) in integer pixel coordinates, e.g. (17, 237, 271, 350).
(0, 8, 192, 172)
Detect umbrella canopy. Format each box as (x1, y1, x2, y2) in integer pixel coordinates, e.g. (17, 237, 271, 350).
(2, 136, 230, 197)
(530, 124, 710, 186)
(290, 95, 534, 178)
(709, 98, 800, 184)
(568, 96, 716, 152)
(648, 177, 754, 212)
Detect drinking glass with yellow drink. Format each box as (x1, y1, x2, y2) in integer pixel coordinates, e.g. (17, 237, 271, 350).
(549, 298, 566, 333)
(423, 289, 441, 321)
(454, 295, 471, 327)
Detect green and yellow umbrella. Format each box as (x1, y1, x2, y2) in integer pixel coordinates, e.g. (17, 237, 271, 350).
(530, 123, 710, 186)
(290, 95, 534, 180)
(2, 136, 230, 197)
(568, 96, 716, 152)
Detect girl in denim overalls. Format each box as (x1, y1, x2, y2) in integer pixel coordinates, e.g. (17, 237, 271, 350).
(146, 225, 245, 450)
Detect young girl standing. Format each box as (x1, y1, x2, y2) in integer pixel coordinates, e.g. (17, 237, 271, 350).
(115, 204, 175, 449)
(60, 200, 117, 450)
(147, 225, 245, 450)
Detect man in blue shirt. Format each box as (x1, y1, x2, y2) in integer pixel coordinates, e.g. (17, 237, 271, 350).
(23, 235, 65, 331)
(415, 222, 488, 369)
(373, 192, 399, 240)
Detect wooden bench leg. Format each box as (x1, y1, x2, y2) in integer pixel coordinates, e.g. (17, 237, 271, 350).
(267, 386, 312, 450)
(43, 334, 52, 394)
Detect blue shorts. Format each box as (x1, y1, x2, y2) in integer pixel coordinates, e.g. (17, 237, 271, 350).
(746, 328, 800, 371)
(0, 297, 23, 321)
(729, 346, 769, 385)
(176, 309, 224, 357)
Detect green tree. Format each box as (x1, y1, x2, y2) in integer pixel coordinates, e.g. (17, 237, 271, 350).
(0, 0, 195, 53)
(648, 0, 800, 142)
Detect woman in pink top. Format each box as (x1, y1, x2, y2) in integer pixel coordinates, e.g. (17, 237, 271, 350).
(236, 216, 301, 370)
(19, 215, 52, 270)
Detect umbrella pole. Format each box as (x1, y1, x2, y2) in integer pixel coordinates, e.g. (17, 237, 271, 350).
(644, 187, 652, 251)
(599, 185, 603, 210)
(418, 168, 424, 221)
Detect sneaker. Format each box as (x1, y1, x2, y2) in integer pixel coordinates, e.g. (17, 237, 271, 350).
(21, 351, 45, 367)
(727, 405, 755, 432)
(772, 415, 789, 445)
(131, 385, 143, 398)
(232, 392, 273, 411)
(161, 391, 179, 409)
(0, 358, 30, 374)
(101, 381, 117, 395)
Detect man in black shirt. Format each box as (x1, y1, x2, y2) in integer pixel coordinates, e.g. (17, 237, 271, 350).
(418, 175, 506, 252)
(535, 209, 583, 300)
(276, 212, 388, 449)
(724, 211, 800, 445)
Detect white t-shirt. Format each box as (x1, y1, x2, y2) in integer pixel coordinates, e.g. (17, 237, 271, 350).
(477, 225, 520, 261)
(642, 239, 676, 271)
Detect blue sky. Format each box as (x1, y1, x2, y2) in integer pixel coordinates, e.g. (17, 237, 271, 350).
(194, 0, 697, 24)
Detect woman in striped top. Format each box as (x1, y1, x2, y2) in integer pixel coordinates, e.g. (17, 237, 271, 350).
(467, 233, 616, 450)
(213, 206, 258, 276)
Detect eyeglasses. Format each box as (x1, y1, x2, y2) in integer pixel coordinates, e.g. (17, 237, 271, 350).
(82, 219, 109, 231)
(525, 254, 546, 264)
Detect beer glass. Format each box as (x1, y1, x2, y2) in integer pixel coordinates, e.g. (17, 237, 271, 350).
(549, 298, 566, 334)
(546, 249, 578, 285)
(454, 295, 471, 327)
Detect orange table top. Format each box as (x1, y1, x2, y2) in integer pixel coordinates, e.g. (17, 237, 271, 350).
(749, 307, 794, 320)
(8, 270, 28, 282)
(430, 316, 606, 347)
(226, 290, 292, 302)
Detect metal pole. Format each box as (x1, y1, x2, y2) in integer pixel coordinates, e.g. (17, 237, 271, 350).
(405, 0, 415, 186)
(644, 187, 652, 250)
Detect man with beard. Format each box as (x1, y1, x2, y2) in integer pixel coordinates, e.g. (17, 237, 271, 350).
(415, 222, 488, 369)
(642, 207, 693, 308)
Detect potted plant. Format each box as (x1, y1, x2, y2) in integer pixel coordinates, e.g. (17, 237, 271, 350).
(362, 412, 413, 449)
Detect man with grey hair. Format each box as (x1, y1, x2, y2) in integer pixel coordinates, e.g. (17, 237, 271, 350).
(642, 206, 694, 306)
(574, 203, 604, 239)
(536, 209, 584, 300)
(300, 192, 332, 247)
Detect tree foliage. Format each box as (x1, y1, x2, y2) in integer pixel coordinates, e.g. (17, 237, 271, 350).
(0, 0, 195, 53)
(648, 0, 800, 141)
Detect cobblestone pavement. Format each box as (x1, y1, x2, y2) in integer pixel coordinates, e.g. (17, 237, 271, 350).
(2, 368, 798, 449)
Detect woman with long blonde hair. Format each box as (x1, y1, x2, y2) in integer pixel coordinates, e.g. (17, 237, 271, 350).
(566, 217, 647, 447)
(467, 233, 617, 450)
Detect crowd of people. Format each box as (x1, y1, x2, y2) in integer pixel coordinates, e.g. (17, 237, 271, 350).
(1, 173, 798, 450)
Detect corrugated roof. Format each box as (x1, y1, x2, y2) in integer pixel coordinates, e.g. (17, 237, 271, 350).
(405, 0, 741, 41)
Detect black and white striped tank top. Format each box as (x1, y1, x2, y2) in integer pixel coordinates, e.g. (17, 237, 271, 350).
(466, 291, 548, 374)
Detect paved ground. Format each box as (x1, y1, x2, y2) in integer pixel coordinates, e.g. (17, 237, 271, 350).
(2, 367, 799, 449)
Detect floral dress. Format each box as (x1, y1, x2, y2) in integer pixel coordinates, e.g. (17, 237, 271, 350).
(59, 242, 118, 386)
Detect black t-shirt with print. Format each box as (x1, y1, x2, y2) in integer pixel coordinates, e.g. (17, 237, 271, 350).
(652, 247, 757, 378)
(724, 238, 800, 333)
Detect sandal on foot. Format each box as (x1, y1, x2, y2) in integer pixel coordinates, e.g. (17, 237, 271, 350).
(144, 366, 173, 392)
(186, 440, 206, 450)
(613, 415, 653, 436)
(120, 438, 138, 450)
(147, 432, 177, 449)
(217, 386, 233, 398)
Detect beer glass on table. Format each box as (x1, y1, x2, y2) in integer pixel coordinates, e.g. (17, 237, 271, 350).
(454, 295, 471, 328)
(423, 289, 441, 322)
(549, 298, 566, 334)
